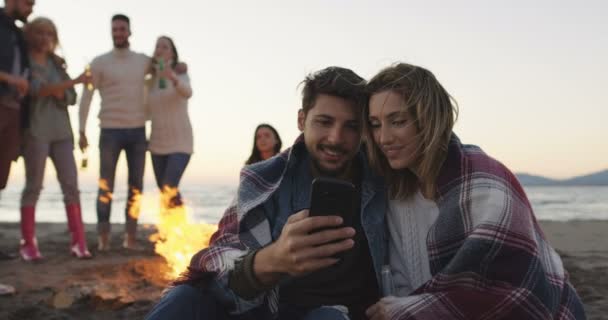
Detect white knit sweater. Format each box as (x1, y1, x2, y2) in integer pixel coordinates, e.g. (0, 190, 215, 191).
(387, 192, 439, 296)
(146, 73, 193, 155)
(79, 48, 150, 131)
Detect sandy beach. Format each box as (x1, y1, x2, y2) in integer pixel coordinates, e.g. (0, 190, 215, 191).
(0, 220, 606, 319)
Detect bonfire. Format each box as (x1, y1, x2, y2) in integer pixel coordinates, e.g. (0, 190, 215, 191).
(149, 187, 218, 279)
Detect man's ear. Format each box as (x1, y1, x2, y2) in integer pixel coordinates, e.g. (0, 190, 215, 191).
(297, 109, 305, 131)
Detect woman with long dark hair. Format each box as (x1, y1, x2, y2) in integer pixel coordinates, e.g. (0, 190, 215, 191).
(245, 123, 282, 165)
(147, 36, 193, 210)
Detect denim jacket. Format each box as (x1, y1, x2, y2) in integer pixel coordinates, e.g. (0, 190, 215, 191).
(185, 137, 388, 317)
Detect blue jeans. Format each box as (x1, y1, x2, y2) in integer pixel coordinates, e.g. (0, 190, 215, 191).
(96, 127, 146, 235)
(146, 285, 349, 320)
(151, 153, 190, 208)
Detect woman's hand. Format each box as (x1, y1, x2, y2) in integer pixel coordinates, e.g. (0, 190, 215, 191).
(74, 71, 92, 86)
(366, 296, 401, 320)
(159, 67, 177, 84)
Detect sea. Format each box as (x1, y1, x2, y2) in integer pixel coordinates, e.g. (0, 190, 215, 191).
(1, 183, 607, 224)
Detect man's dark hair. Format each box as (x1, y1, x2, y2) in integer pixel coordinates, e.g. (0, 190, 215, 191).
(111, 14, 130, 25)
(300, 66, 367, 115)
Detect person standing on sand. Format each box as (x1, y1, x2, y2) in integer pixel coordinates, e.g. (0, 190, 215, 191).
(18, 17, 92, 261)
(79, 14, 156, 251)
(0, 0, 35, 296)
(146, 36, 193, 211)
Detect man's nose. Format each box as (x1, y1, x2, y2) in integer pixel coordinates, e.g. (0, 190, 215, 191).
(326, 126, 344, 144)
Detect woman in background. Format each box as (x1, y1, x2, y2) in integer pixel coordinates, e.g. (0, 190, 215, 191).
(19, 17, 91, 261)
(147, 36, 193, 210)
(363, 63, 584, 319)
(245, 123, 282, 165)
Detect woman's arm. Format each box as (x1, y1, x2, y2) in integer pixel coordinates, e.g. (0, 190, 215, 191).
(172, 73, 192, 98)
(36, 72, 86, 99)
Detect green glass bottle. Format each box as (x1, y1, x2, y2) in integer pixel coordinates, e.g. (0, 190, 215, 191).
(158, 58, 167, 89)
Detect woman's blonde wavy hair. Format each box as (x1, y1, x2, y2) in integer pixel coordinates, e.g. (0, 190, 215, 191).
(23, 17, 69, 69)
(24, 17, 59, 53)
(364, 63, 458, 200)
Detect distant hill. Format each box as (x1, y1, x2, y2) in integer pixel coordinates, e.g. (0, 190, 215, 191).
(516, 169, 608, 186)
(515, 173, 559, 186)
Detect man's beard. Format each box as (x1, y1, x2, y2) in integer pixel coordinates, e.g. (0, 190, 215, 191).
(9, 9, 28, 23)
(113, 40, 129, 49)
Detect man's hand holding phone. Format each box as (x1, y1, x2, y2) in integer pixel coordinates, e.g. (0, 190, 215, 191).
(253, 210, 355, 286)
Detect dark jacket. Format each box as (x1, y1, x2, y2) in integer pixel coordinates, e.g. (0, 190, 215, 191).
(0, 8, 30, 128)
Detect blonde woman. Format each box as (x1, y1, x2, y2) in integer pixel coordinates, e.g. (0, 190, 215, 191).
(363, 63, 584, 319)
(19, 17, 91, 261)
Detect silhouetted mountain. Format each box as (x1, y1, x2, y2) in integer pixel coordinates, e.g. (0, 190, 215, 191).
(516, 169, 608, 186)
(562, 169, 608, 186)
(516, 173, 559, 186)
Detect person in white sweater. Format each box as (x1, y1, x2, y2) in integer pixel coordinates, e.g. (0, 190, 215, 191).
(146, 36, 193, 210)
(363, 63, 584, 319)
(78, 14, 151, 251)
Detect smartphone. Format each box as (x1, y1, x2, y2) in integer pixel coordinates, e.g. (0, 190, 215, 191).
(309, 177, 357, 259)
(309, 177, 357, 229)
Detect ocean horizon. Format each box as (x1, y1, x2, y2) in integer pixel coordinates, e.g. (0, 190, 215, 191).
(1, 183, 607, 224)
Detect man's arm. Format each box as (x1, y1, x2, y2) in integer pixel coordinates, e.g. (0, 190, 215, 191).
(0, 71, 11, 83)
(78, 60, 100, 151)
(0, 71, 28, 96)
(228, 210, 355, 299)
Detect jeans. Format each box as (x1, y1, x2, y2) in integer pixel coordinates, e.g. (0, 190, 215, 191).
(146, 285, 349, 320)
(151, 153, 190, 208)
(96, 127, 146, 235)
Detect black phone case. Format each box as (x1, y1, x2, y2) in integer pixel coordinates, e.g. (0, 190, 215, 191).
(309, 177, 356, 226)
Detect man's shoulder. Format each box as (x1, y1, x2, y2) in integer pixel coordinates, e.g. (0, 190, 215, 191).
(131, 51, 150, 62)
(0, 10, 16, 35)
(91, 51, 114, 65)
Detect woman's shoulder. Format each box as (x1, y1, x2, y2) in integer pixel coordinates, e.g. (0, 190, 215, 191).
(438, 136, 523, 200)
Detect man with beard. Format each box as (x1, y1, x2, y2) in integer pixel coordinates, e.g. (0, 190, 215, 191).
(78, 14, 151, 251)
(147, 67, 388, 320)
(0, 0, 35, 295)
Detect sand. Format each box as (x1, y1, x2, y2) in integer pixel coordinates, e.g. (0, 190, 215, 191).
(0, 220, 606, 319)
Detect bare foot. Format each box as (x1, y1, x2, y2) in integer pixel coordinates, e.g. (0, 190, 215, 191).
(98, 234, 110, 251)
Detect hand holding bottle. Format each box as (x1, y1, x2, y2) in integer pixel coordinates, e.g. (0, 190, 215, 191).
(84, 64, 93, 90)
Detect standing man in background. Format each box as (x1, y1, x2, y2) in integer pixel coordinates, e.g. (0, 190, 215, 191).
(79, 14, 150, 251)
(0, 0, 35, 295)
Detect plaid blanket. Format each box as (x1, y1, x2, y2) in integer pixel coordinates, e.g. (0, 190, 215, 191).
(380, 135, 586, 319)
(179, 145, 291, 315)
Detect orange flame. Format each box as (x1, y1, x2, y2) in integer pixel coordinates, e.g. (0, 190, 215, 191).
(98, 178, 112, 204)
(150, 186, 218, 279)
(127, 186, 142, 220)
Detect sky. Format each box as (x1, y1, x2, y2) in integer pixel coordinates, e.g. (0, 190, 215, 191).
(5, 0, 608, 187)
